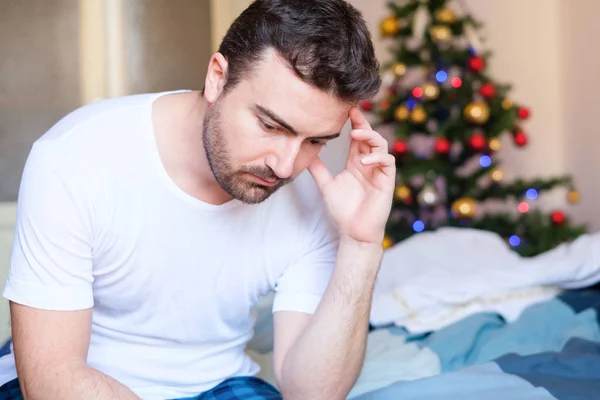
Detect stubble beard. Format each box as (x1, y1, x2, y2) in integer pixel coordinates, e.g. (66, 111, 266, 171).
(202, 101, 289, 205)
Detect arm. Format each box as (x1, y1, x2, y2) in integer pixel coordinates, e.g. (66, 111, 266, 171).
(274, 238, 381, 400)
(10, 303, 140, 400)
(273, 107, 395, 399)
(4, 142, 139, 399)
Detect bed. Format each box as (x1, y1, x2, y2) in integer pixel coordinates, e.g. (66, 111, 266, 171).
(1, 203, 599, 399)
(247, 287, 600, 399)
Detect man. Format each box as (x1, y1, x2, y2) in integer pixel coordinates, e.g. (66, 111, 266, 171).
(0, 0, 393, 399)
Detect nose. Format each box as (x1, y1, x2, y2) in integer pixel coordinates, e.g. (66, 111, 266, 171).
(265, 139, 302, 180)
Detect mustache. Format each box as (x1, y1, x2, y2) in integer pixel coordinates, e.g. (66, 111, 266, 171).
(242, 165, 285, 182)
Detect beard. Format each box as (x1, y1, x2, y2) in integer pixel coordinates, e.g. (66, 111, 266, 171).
(202, 101, 289, 204)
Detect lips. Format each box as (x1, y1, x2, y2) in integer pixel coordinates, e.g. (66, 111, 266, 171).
(250, 174, 278, 187)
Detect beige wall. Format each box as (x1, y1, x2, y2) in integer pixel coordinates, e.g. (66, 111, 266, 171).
(561, 0, 600, 231)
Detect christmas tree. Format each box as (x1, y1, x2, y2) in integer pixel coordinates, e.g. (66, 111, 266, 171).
(365, 0, 586, 257)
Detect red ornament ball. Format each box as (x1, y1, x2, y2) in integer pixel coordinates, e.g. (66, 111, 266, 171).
(513, 131, 528, 147)
(469, 133, 487, 151)
(518, 107, 531, 119)
(480, 83, 496, 98)
(434, 137, 451, 154)
(468, 56, 485, 73)
(551, 210, 566, 225)
(393, 140, 409, 155)
(360, 101, 373, 111)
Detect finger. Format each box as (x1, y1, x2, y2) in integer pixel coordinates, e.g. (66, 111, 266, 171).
(308, 156, 333, 190)
(351, 129, 388, 153)
(361, 153, 396, 179)
(349, 106, 372, 131)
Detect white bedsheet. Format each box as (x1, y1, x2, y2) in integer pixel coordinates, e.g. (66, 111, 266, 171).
(370, 227, 600, 333)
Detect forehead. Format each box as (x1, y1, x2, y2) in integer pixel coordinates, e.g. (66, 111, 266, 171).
(239, 49, 351, 136)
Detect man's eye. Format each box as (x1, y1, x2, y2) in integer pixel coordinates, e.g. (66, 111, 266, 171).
(310, 139, 327, 146)
(259, 119, 277, 131)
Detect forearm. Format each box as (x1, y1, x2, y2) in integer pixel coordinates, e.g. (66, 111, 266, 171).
(279, 236, 382, 400)
(20, 360, 140, 400)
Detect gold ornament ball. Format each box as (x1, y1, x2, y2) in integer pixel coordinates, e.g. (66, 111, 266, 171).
(567, 190, 580, 204)
(393, 62, 407, 78)
(502, 99, 513, 110)
(451, 197, 477, 218)
(435, 8, 456, 24)
(381, 16, 400, 37)
(422, 82, 440, 100)
(395, 105, 410, 121)
(429, 25, 453, 42)
(394, 185, 411, 201)
(488, 137, 502, 151)
(464, 101, 490, 124)
(410, 106, 427, 125)
(382, 236, 394, 250)
(417, 185, 439, 206)
(490, 168, 504, 182)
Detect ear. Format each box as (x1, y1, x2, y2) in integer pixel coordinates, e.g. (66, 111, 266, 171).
(203, 53, 229, 104)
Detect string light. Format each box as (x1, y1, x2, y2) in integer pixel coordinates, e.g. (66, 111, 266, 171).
(436, 70, 448, 83)
(413, 220, 425, 232)
(525, 188, 538, 200)
(451, 77, 462, 88)
(412, 87, 424, 98)
(479, 155, 492, 168)
(509, 235, 521, 246)
(406, 99, 417, 110)
(517, 201, 529, 213)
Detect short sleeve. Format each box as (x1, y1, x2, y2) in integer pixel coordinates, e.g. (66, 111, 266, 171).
(272, 211, 339, 315)
(2, 142, 94, 311)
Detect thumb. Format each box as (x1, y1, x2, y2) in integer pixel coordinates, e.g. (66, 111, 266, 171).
(308, 157, 333, 191)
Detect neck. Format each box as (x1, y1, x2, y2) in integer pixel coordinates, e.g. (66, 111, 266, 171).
(153, 91, 233, 205)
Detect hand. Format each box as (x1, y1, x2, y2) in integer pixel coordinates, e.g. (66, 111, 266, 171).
(309, 107, 396, 245)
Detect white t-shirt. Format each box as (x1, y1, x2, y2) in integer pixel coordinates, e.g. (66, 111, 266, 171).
(0, 91, 339, 399)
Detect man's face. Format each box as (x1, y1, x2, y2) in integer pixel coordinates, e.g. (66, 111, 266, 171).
(202, 49, 352, 204)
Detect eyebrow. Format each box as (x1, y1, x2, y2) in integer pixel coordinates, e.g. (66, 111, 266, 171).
(254, 104, 341, 141)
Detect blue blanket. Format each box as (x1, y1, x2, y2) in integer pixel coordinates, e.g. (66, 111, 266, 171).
(353, 288, 600, 400)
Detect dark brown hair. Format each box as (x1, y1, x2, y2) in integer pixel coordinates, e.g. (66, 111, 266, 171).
(216, 0, 381, 104)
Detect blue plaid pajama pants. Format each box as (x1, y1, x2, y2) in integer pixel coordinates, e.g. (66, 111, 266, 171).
(0, 376, 282, 400)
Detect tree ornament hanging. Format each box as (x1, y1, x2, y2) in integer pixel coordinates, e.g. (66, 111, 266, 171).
(468, 132, 487, 152)
(435, 7, 456, 24)
(393, 62, 407, 78)
(502, 99, 513, 110)
(393, 140, 409, 155)
(464, 101, 490, 124)
(551, 210, 566, 225)
(513, 130, 528, 147)
(422, 82, 440, 100)
(451, 197, 477, 218)
(567, 189, 580, 204)
(518, 106, 531, 120)
(394, 105, 410, 121)
(429, 25, 453, 43)
(434, 137, 451, 154)
(490, 168, 504, 182)
(468, 56, 485, 73)
(382, 235, 394, 250)
(480, 83, 496, 98)
(394, 185, 412, 202)
(417, 184, 439, 206)
(360, 100, 373, 111)
(381, 16, 400, 37)
(488, 137, 502, 152)
(409, 106, 427, 124)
